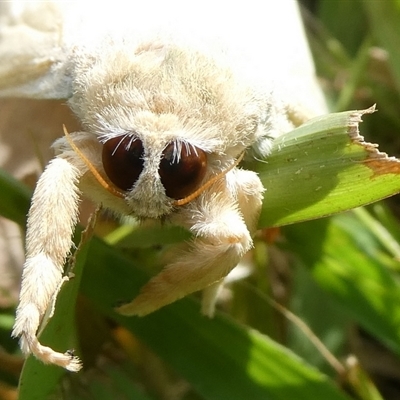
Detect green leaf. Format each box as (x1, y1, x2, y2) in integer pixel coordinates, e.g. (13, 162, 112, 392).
(80, 237, 351, 400)
(285, 212, 400, 357)
(257, 106, 400, 228)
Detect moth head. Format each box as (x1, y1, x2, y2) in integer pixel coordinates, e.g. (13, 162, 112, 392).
(64, 124, 243, 220)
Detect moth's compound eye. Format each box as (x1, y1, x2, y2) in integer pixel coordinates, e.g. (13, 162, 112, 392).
(159, 142, 207, 200)
(102, 136, 144, 191)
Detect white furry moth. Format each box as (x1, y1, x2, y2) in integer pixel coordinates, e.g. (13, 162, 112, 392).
(1, 1, 326, 371)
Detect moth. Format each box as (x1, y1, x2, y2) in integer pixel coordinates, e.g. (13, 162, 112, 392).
(1, 1, 325, 371)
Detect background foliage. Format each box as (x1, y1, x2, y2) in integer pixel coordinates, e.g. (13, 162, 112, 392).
(1, 1, 400, 399)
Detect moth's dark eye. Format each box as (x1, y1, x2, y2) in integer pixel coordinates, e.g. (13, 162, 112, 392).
(159, 142, 207, 200)
(102, 136, 144, 191)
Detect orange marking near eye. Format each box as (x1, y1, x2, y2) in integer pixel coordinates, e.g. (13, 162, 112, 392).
(173, 151, 245, 206)
(63, 125, 126, 199)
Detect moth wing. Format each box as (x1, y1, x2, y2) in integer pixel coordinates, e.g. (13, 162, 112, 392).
(0, 1, 72, 99)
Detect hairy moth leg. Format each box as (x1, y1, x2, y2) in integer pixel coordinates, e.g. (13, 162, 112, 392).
(116, 168, 264, 317)
(200, 168, 265, 316)
(12, 156, 82, 371)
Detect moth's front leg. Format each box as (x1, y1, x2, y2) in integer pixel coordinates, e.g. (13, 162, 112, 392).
(117, 168, 264, 317)
(12, 156, 82, 371)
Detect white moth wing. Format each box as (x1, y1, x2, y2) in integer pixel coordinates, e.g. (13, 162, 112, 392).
(0, 0, 326, 114)
(92, 0, 326, 115)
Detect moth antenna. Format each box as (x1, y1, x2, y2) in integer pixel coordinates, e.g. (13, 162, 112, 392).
(62, 125, 125, 199)
(173, 151, 245, 206)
